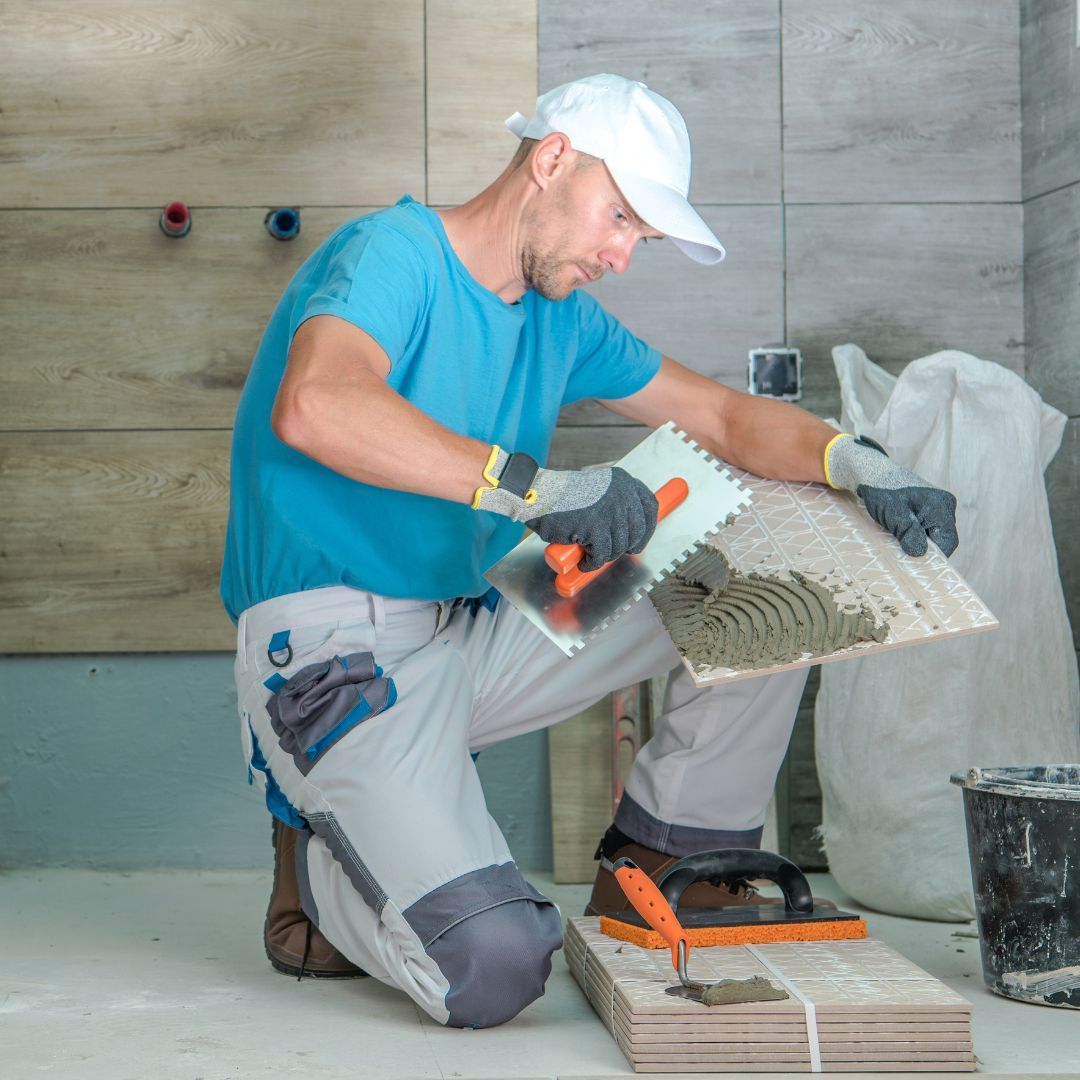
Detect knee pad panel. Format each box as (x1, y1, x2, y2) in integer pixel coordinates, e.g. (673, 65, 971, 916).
(404, 862, 563, 1029)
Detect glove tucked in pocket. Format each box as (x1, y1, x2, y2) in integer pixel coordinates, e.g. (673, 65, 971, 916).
(267, 652, 397, 776)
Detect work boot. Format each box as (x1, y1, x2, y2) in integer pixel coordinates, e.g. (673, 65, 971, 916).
(265, 819, 366, 979)
(584, 823, 789, 917)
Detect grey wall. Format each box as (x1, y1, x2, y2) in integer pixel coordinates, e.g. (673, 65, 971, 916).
(3, 1, 1038, 870)
(544, 0, 1025, 867)
(545, 0, 1023, 429)
(1022, 0, 1080, 671)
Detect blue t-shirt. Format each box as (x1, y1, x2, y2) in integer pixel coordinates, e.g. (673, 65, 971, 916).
(220, 195, 662, 621)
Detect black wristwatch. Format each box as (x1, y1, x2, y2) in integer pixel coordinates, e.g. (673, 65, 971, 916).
(498, 451, 540, 499)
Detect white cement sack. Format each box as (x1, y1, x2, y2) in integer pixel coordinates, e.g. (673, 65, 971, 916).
(815, 345, 1080, 921)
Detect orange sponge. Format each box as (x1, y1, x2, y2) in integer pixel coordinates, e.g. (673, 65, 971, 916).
(599, 913, 868, 949)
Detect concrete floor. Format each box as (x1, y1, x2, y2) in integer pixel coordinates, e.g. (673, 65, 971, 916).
(1, 869, 1077, 1080)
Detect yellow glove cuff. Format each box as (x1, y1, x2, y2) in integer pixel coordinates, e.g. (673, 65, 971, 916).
(470, 444, 503, 510)
(823, 432, 854, 489)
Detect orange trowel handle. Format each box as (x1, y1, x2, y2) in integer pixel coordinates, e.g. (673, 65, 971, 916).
(546, 477, 689, 599)
(612, 857, 690, 973)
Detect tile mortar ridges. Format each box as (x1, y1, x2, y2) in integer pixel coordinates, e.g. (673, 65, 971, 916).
(651, 547, 888, 673)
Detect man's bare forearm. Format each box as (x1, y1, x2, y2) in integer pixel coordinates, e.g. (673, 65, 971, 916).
(602, 358, 836, 485)
(710, 389, 834, 484)
(272, 365, 492, 505)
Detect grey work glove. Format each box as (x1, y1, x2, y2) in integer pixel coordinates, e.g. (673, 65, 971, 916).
(475, 447, 658, 571)
(826, 434, 959, 558)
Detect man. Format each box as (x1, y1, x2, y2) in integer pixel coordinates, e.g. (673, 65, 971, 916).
(221, 73, 958, 1029)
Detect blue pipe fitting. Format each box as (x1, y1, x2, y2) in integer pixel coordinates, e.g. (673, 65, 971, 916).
(265, 207, 301, 241)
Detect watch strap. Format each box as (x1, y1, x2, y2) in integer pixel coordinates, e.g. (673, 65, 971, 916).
(498, 452, 540, 501)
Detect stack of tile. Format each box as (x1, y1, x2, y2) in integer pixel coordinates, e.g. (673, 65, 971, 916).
(565, 918, 975, 1073)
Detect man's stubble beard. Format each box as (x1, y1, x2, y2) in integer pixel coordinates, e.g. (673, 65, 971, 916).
(521, 241, 576, 301)
(522, 248, 574, 300)
(520, 194, 580, 302)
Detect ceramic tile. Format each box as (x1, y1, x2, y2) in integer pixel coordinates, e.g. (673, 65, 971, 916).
(565, 919, 975, 1072)
(676, 470, 998, 686)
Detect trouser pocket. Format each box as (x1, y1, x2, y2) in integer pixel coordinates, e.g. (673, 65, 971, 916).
(267, 651, 398, 776)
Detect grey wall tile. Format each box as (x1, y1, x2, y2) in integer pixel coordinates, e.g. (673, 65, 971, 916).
(539, 0, 780, 203)
(1022, 0, 1080, 199)
(560, 206, 783, 425)
(1025, 181, 1080, 416)
(783, 0, 1021, 203)
(787, 204, 1025, 418)
(1046, 417, 1079, 650)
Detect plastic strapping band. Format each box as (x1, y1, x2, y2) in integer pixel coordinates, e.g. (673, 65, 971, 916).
(581, 941, 596, 1017)
(746, 945, 821, 1073)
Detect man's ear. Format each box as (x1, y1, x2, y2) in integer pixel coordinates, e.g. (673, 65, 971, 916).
(531, 131, 574, 190)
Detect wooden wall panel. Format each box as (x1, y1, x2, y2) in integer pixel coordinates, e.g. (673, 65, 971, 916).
(0, 422, 650, 653)
(0, 1, 423, 208)
(787, 204, 1025, 419)
(560, 206, 783, 427)
(426, 0, 537, 206)
(783, 0, 1021, 203)
(548, 695, 612, 883)
(539, 0, 781, 204)
(0, 427, 648, 654)
(1021, 0, 1080, 200)
(0, 208, 376, 431)
(1024, 182, 1080, 417)
(1, 432, 233, 652)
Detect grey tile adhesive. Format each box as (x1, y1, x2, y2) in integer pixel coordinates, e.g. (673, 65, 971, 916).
(651, 468, 998, 686)
(651, 547, 888, 673)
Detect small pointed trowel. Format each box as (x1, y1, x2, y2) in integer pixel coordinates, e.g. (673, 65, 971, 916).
(612, 858, 789, 1007)
(483, 421, 751, 655)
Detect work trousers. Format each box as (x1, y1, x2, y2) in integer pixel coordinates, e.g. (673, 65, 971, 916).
(233, 584, 807, 1028)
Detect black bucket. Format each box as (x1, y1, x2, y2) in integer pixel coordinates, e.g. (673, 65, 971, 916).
(951, 765, 1080, 1009)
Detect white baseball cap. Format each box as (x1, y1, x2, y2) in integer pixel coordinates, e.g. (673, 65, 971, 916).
(505, 73, 725, 265)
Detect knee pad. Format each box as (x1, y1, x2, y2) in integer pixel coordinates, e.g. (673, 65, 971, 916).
(430, 897, 563, 1029)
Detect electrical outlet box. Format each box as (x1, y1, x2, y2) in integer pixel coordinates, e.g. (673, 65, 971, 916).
(748, 346, 803, 402)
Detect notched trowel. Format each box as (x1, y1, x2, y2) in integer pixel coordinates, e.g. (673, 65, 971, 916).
(483, 421, 751, 655)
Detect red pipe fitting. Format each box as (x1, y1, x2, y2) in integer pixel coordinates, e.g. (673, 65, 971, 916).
(160, 201, 191, 238)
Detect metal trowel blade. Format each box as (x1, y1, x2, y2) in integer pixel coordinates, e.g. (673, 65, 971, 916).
(483, 421, 752, 656)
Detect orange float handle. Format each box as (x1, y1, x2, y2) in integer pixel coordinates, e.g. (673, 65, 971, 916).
(612, 857, 689, 973)
(545, 477, 689, 599)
